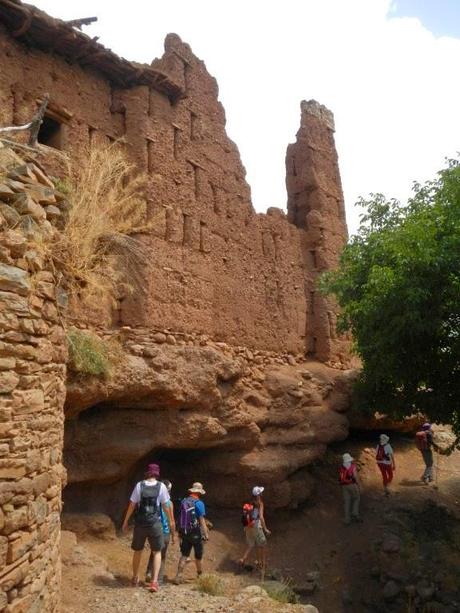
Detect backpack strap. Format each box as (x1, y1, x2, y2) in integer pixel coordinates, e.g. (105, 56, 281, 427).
(140, 480, 161, 502)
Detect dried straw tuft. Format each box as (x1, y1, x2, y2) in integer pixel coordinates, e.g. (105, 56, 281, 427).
(42, 142, 150, 302)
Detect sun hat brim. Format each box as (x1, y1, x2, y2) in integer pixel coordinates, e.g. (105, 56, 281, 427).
(189, 486, 206, 495)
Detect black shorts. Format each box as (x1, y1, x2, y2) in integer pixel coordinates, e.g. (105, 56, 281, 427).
(180, 532, 204, 560)
(131, 521, 164, 552)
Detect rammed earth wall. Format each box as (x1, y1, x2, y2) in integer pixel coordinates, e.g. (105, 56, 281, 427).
(0, 4, 349, 364)
(0, 146, 67, 612)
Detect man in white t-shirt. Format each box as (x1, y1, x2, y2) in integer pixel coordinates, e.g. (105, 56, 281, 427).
(122, 463, 175, 592)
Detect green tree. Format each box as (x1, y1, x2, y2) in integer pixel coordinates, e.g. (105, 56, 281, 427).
(321, 159, 460, 434)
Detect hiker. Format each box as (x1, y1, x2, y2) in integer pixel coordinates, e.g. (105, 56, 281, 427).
(339, 453, 362, 524)
(145, 479, 175, 584)
(415, 422, 435, 484)
(122, 464, 175, 592)
(376, 433, 396, 496)
(173, 482, 209, 584)
(239, 486, 271, 581)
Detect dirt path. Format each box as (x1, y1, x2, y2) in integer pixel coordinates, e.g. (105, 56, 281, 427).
(61, 436, 460, 612)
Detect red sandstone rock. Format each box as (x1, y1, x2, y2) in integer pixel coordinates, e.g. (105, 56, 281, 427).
(63, 337, 353, 513)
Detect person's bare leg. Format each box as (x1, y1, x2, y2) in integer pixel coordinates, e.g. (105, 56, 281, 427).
(159, 537, 169, 584)
(195, 558, 203, 575)
(173, 555, 187, 583)
(146, 550, 153, 580)
(151, 550, 162, 583)
(132, 551, 142, 583)
(239, 545, 253, 565)
(259, 546, 267, 582)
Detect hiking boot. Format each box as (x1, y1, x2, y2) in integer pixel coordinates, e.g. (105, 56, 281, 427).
(352, 515, 363, 523)
(148, 580, 159, 593)
(342, 519, 351, 526)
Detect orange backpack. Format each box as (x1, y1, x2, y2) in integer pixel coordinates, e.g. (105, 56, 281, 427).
(241, 503, 255, 527)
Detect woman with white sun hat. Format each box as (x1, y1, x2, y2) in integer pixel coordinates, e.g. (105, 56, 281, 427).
(239, 485, 271, 581)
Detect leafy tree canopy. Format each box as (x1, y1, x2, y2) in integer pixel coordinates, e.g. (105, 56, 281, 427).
(321, 159, 460, 434)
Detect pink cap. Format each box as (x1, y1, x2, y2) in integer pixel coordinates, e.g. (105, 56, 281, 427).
(146, 463, 160, 477)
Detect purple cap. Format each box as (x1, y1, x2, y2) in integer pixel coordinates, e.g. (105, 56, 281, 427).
(422, 422, 431, 431)
(146, 463, 160, 477)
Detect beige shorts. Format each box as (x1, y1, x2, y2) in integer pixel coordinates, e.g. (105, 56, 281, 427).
(245, 525, 267, 547)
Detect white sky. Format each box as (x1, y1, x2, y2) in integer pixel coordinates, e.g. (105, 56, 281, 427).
(31, 0, 460, 234)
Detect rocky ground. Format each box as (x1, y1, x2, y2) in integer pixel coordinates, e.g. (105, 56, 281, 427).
(61, 436, 460, 613)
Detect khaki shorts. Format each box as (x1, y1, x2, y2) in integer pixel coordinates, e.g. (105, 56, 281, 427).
(245, 525, 267, 547)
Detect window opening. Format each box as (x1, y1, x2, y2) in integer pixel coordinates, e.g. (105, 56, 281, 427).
(37, 115, 63, 149)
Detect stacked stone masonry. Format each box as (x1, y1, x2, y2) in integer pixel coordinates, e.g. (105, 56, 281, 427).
(0, 146, 67, 611)
(0, 3, 349, 364)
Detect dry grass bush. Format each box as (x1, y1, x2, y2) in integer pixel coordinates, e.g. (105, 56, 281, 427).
(195, 573, 225, 596)
(67, 328, 124, 378)
(263, 579, 299, 604)
(43, 143, 150, 304)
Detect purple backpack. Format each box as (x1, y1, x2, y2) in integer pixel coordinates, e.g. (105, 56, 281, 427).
(179, 496, 199, 534)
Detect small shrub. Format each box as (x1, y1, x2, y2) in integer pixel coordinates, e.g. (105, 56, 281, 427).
(196, 573, 225, 596)
(52, 177, 72, 196)
(263, 579, 299, 604)
(67, 328, 111, 377)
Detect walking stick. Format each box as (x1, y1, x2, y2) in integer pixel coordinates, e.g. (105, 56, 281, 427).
(434, 449, 440, 491)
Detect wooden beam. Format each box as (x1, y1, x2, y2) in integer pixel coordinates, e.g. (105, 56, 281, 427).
(65, 16, 97, 29)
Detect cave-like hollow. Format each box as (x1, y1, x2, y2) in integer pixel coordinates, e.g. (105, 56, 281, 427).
(65, 446, 228, 525)
(62, 400, 249, 524)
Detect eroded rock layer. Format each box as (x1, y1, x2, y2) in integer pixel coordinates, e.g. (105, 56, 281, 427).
(64, 327, 354, 517)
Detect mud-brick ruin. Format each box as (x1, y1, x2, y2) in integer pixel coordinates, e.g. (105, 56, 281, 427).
(0, 1, 353, 610)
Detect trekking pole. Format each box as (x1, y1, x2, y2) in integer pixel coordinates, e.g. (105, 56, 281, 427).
(434, 449, 440, 491)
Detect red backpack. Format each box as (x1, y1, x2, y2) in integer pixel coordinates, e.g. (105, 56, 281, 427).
(376, 445, 390, 462)
(241, 503, 256, 527)
(415, 431, 428, 451)
(339, 464, 356, 485)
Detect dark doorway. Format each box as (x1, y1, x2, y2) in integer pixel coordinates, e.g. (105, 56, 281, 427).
(37, 115, 64, 149)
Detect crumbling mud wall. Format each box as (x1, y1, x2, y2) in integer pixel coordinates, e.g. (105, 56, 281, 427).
(286, 100, 350, 361)
(0, 4, 349, 363)
(0, 147, 67, 611)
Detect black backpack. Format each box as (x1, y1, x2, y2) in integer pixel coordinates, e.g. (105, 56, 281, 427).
(135, 481, 161, 527)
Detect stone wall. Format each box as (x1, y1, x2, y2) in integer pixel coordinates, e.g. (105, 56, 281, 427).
(0, 147, 67, 612)
(0, 20, 349, 363)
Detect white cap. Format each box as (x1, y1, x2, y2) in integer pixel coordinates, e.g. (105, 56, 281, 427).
(342, 453, 353, 463)
(380, 434, 389, 444)
(252, 486, 264, 497)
